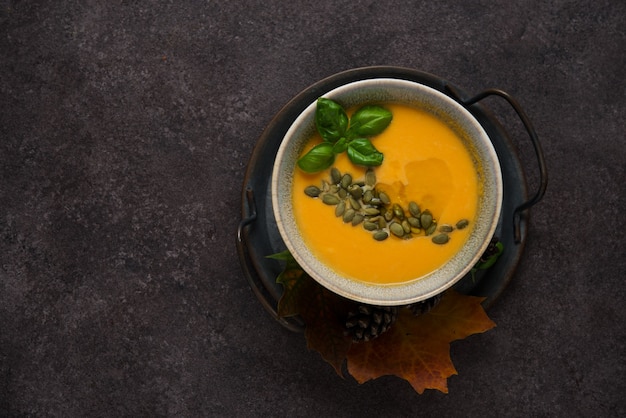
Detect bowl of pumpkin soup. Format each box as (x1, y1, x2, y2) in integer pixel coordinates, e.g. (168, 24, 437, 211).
(271, 78, 502, 306)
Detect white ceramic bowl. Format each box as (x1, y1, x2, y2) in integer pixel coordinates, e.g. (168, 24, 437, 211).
(271, 78, 502, 306)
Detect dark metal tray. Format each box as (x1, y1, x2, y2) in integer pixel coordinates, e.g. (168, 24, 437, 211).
(237, 66, 547, 332)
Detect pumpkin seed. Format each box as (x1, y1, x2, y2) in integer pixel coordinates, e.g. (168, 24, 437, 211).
(348, 185, 363, 199)
(351, 213, 365, 226)
(343, 208, 355, 223)
(304, 185, 321, 197)
(408, 201, 420, 217)
(383, 208, 394, 222)
(348, 197, 361, 210)
(393, 204, 405, 220)
(309, 166, 470, 246)
(432, 233, 450, 245)
(420, 210, 433, 230)
(335, 201, 346, 217)
(365, 168, 376, 186)
(408, 216, 421, 228)
(363, 221, 378, 231)
(390, 222, 405, 237)
(340, 173, 352, 189)
(322, 194, 340, 205)
(373, 230, 388, 241)
(330, 167, 341, 184)
(426, 221, 437, 236)
(456, 219, 469, 230)
(363, 190, 373, 203)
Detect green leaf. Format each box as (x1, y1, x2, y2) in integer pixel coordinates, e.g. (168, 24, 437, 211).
(347, 105, 393, 138)
(315, 98, 349, 143)
(470, 241, 504, 281)
(332, 137, 348, 154)
(266, 250, 293, 261)
(347, 138, 384, 166)
(475, 242, 504, 270)
(276, 265, 309, 317)
(297, 142, 336, 173)
(267, 250, 301, 277)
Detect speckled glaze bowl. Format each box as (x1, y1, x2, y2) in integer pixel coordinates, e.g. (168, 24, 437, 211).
(271, 78, 503, 306)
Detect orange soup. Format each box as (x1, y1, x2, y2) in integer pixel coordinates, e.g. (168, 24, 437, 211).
(292, 103, 479, 285)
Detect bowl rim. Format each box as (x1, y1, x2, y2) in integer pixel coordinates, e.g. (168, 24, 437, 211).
(271, 78, 503, 306)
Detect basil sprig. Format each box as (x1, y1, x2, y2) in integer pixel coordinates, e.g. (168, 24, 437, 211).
(297, 98, 392, 173)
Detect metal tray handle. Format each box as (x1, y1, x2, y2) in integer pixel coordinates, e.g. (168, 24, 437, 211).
(236, 188, 305, 332)
(445, 85, 548, 243)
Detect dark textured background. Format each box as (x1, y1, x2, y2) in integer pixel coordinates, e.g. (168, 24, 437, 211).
(1, 1, 624, 416)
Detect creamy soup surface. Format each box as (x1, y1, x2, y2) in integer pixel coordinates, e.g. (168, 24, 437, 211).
(292, 103, 480, 285)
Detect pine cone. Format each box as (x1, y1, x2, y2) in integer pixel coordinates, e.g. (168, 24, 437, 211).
(407, 293, 442, 316)
(345, 304, 399, 342)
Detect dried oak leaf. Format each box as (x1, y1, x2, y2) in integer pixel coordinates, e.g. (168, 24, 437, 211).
(274, 254, 354, 375)
(346, 290, 496, 394)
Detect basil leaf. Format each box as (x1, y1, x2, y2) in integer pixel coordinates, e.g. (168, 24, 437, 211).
(347, 105, 392, 138)
(332, 137, 348, 154)
(297, 142, 336, 173)
(347, 138, 384, 166)
(315, 98, 348, 143)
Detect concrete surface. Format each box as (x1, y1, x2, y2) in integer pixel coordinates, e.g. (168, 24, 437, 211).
(1, 1, 624, 416)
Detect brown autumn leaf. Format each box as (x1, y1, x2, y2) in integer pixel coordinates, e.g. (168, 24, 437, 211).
(274, 255, 354, 375)
(272, 253, 496, 393)
(346, 291, 496, 394)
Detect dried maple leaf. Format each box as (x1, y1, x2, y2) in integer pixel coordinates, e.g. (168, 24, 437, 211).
(272, 252, 353, 375)
(346, 291, 496, 394)
(271, 252, 496, 393)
